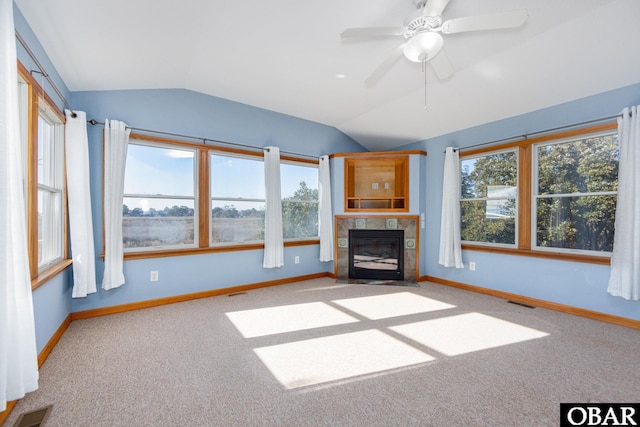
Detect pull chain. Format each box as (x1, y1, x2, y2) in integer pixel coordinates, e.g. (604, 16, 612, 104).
(422, 60, 428, 109)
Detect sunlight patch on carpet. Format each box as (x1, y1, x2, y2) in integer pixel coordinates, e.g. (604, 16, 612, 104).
(226, 302, 359, 338)
(332, 292, 456, 320)
(254, 329, 435, 389)
(390, 312, 549, 356)
(297, 284, 354, 292)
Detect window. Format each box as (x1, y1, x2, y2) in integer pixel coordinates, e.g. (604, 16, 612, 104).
(281, 161, 319, 239)
(116, 137, 318, 257)
(460, 149, 517, 246)
(459, 122, 618, 262)
(533, 131, 618, 254)
(210, 152, 265, 245)
(37, 104, 65, 268)
(122, 140, 197, 251)
(209, 153, 319, 246)
(18, 62, 70, 283)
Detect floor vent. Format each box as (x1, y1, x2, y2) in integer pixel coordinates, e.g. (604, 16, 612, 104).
(227, 292, 247, 297)
(13, 405, 52, 427)
(507, 300, 535, 309)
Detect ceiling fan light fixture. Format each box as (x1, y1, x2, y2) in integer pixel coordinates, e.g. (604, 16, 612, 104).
(403, 32, 444, 62)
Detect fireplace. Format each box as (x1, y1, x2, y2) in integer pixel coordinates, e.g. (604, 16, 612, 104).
(335, 216, 418, 282)
(349, 229, 404, 281)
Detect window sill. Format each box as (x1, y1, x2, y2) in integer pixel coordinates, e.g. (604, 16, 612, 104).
(101, 239, 321, 261)
(32, 258, 73, 290)
(461, 244, 611, 265)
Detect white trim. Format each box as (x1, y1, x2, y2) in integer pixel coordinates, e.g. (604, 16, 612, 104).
(531, 129, 618, 255)
(211, 197, 265, 203)
(460, 240, 517, 249)
(459, 147, 519, 247)
(123, 139, 199, 252)
(531, 245, 613, 258)
(36, 104, 65, 271)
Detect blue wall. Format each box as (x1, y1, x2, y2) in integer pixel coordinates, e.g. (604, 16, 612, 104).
(14, 0, 366, 343)
(13, 0, 640, 355)
(31, 270, 72, 354)
(397, 83, 640, 321)
(13, 3, 69, 113)
(70, 88, 365, 312)
(14, 3, 73, 354)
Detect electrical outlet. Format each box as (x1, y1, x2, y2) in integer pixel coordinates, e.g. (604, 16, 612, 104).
(372, 182, 379, 190)
(294, 256, 300, 264)
(150, 271, 159, 281)
(469, 262, 476, 271)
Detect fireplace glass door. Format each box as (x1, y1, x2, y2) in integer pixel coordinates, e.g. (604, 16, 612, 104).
(348, 229, 404, 280)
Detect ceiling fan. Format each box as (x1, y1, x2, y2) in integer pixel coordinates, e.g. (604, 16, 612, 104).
(341, 0, 528, 85)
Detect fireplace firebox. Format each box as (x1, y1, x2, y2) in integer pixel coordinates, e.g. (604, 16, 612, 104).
(348, 229, 404, 281)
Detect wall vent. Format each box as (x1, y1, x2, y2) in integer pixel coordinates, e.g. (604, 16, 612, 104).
(13, 405, 52, 427)
(507, 300, 535, 309)
(227, 292, 247, 297)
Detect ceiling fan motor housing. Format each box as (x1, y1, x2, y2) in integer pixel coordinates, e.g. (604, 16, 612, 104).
(404, 14, 442, 38)
(403, 31, 444, 62)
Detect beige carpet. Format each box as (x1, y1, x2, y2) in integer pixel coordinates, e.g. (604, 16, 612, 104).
(4, 278, 640, 426)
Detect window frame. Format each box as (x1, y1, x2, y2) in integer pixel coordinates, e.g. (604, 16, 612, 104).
(280, 159, 320, 242)
(122, 138, 199, 252)
(116, 134, 319, 261)
(459, 122, 618, 265)
(209, 150, 266, 247)
(36, 100, 66, 267)
(531, 129, 618, 257)
(460, 147, 519, 249)
(18, 61, 71, 289)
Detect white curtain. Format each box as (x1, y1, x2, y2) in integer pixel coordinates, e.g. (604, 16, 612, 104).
(102, 120, 130, 290)
(65, 110, 97, 298)
(608, 106, 640, 300)
(438, 147, 464, 268)
(263, 146, 284, 268)
(318, 155, 334, 262)
(1, 0, 39, 410)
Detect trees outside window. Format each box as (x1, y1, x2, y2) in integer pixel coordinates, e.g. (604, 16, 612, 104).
(461, 150, 517, 246)
(459, 124, 618, 261)
(209, 154, 319, 245)
(281, 162, 319, 240)
(533, 132, 618, 253)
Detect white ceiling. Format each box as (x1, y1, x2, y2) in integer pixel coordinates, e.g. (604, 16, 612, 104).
(15, 0, 640, 151)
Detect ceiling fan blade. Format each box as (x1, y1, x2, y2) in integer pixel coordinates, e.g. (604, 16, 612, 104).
(365, 44, 406, 86)
(341, 27, 405, 39)
(423, 0, 451, 17)
(429, 49, 454, 80)
(441, 9, 528, 34)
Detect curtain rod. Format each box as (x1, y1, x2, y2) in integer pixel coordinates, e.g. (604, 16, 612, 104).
(87, 119, 320, 161)
(15, 30, 77, 118)
(446, 113, 622, 154)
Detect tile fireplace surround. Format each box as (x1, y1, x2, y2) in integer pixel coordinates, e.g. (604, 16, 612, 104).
(335, 216, 418, 282)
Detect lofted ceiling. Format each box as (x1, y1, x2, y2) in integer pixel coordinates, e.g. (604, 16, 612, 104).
(15, 0, 640, 151)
